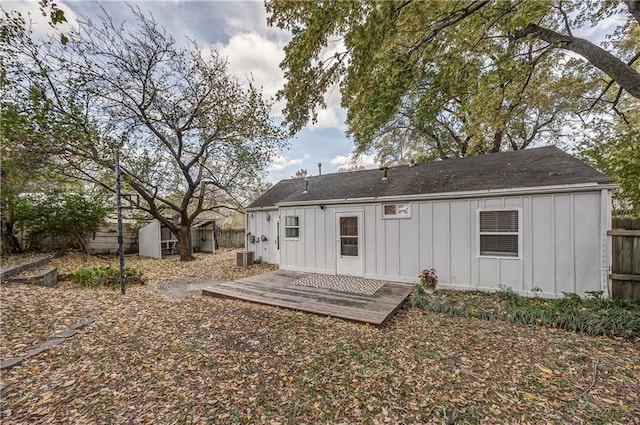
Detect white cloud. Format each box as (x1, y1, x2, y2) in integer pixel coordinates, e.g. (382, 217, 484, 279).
(309, 108, 341, 131)
(4, 0, 78, 39)
(329, 153, 377, 170)
(268, 154, 309, 172)
(216, 32, 286, 116)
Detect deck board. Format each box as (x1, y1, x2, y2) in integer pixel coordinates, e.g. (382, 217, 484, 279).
(201, 271, 414, 325)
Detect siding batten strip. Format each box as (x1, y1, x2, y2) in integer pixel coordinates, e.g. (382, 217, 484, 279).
(571, 193, 576, 294)
(551, 195, 556, 295)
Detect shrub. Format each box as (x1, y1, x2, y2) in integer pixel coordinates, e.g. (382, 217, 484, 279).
(69, 266, 144, 287)
(10, 189, 110, 253)
(415, 290, 640, 340)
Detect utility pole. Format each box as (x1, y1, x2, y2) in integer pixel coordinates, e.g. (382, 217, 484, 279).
(114, 149, 126, 295)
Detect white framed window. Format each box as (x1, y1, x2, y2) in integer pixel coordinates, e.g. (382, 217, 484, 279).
(478, 209, 520, 258)
(284, 216, 300, 238)
(382, 203, 411, 218)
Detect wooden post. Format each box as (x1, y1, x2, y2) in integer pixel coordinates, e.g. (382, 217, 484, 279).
(115, 149, 126, 295)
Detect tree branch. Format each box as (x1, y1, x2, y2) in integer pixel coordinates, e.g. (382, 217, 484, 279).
(513, 24, 640, 98)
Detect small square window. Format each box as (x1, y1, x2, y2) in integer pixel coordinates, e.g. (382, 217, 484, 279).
(383, 203, 410, 218)
(284, 216, 300, 238)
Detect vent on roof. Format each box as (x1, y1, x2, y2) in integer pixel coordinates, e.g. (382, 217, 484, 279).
(409, 159, 416, 167)
(303, 178, 308, 193)
(236, 250, 254, 268)
(379, 166, 389, 180)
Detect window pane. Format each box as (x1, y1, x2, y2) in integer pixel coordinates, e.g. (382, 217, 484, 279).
(480, 210, 518, 232)
(340, 217, 358, 236)
(480, 234, 518, 256)
(285, 216, 299, 227)
(341, 237, 358, 256)
(396, 204, 410, 215)
(285, 228, 299, 238)
(383, 205, 396, 215)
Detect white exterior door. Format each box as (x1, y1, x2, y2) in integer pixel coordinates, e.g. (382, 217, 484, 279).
(336, 212, 363, 276)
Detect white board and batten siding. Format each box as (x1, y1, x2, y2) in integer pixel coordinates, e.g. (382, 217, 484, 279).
(246, 209, 279, 264)
(256, 190, 609, 298)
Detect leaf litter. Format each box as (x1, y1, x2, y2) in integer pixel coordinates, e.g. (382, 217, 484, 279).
(0, 250, 638, 424)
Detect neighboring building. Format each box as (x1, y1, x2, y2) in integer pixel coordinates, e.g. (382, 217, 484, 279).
(246, 146, 616, 298)
(138, 218, 216, 258)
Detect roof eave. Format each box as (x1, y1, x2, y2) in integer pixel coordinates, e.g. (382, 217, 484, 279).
(275, 182, 618, 207)
(245, 205, 280, 212)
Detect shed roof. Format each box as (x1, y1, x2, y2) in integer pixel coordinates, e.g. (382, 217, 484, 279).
(247, 146, 614, 209)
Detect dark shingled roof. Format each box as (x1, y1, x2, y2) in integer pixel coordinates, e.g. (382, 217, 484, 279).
(247, 146, 614, 209)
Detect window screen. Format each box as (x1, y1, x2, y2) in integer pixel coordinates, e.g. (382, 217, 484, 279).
(479, 210, 519, 257)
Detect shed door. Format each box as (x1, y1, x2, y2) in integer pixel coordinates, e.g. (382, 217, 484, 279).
(336, 212, 363, 276)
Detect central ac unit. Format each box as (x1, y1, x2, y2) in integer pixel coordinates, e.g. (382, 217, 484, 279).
(236, 250, 254, 268)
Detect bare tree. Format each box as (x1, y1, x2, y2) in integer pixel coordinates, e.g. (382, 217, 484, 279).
(2, 7, 287, 260)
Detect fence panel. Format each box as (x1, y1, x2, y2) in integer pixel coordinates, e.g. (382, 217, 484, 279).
(609, 218, 640, 300)
(216, 228, 244, 248)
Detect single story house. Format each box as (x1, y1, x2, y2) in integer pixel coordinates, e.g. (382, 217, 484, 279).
(245, 146, 616, 298)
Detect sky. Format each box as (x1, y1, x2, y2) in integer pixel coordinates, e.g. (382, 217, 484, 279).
(5, 1, 624, 183)
(5, 0, 377, 183)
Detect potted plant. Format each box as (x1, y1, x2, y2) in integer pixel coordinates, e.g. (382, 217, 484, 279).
(418, 268, 438, 294)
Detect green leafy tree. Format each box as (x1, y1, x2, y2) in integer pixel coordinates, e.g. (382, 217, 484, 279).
(579, 102, 640, 215)
(2, 6, 288, 261)
(11, 190, 110, 253)
(267, 0, 639, 163)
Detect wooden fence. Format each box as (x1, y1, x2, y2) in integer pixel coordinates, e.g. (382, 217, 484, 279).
(609, 217, 640, 299)
(215, 228, 244, 248)
(89, 221, 138, 255)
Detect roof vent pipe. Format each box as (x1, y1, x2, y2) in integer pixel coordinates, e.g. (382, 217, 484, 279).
(303, 177, 308, 193)
(318, 162, 322, 175)
(379, 166, 389, 181)
(409, 159, 416, 167)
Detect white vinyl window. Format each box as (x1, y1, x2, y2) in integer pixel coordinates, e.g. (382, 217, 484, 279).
(478, 209, 520, 257)
(284, 216, 300, 238)
(382, 203, 411, 218)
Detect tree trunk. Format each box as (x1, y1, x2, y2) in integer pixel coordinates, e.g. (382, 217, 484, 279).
(2, 220, 23, 254)
(176, 223, 195, 261)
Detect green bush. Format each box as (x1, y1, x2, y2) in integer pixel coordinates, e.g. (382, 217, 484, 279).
(414, 290, 640, 339)
(69, 266, 144, 287)
(10, 189, 110, 253)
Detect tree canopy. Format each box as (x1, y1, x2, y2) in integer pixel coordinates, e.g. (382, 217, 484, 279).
(2, 6, 288, 260)
(267, 0, 639, 163)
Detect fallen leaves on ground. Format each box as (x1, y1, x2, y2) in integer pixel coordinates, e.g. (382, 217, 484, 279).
(1, 252, 638, 423)
(49, 249, 278, 284)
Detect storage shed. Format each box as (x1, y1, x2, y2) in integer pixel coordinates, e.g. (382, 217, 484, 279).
(138, 219, 216, 259)
(246, 146, 617, 298)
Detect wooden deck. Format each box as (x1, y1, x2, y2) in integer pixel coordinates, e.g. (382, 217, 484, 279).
(201, 270, 414, 325)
